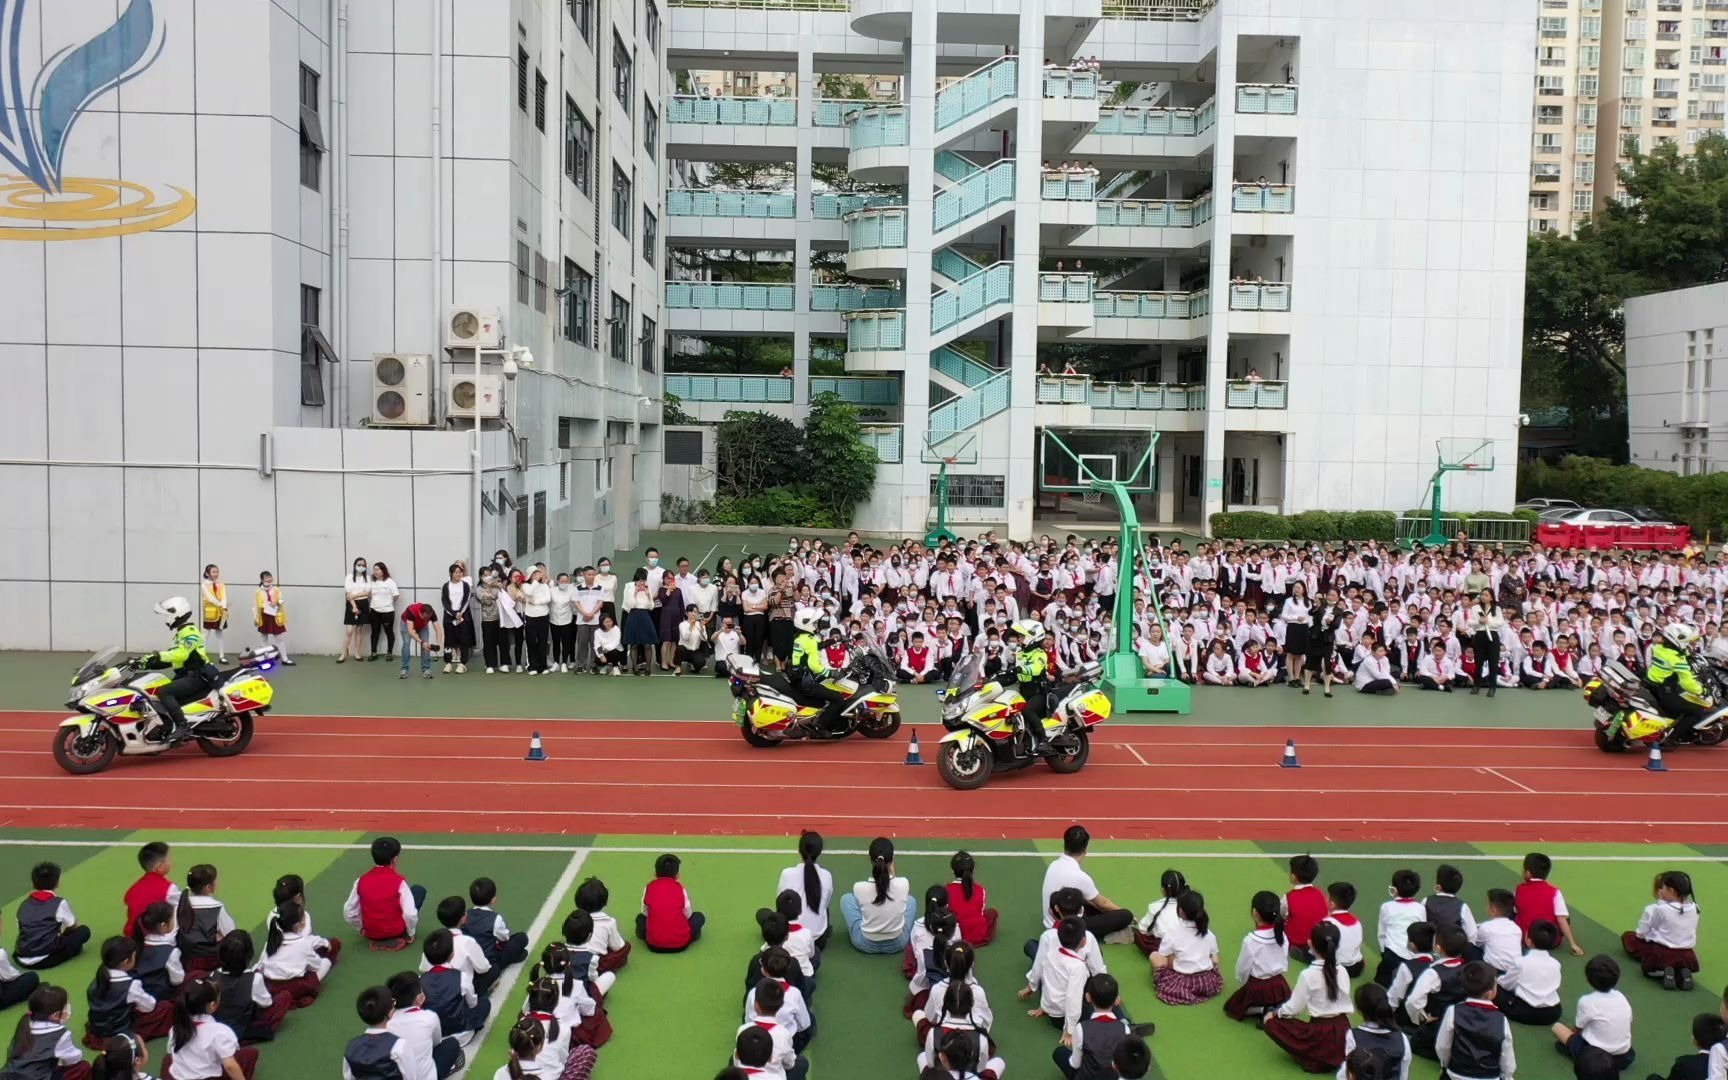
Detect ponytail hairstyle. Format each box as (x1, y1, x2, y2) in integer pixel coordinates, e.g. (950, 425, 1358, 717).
(177, 864, 218, 948)
(798, 831, 825, 913)
(937, 1028, 980, 1072)
(10, 984, 69, 1061)
(945, 941, 976, 985)
(90, 1034, 142, 1080)
(940, 979, 975, 1025)
(951, 851, 977, 902)
(538, 944, 578, 998)
(922, 885, 950, 931)
(523, 977, 562, 1044)
(505, 1015, 547, 1079)
(1344, 1047, 1386, 1080)
(866, 837, 896, 906)
(1150, 868, 1189, 929)
(1354, 983, 1397, 1029)
(1251, 889, 1286, 946)
(216, 930, 255, 977)
(99, 937, 137, 990)
(266, 901, 304, 957)
(133, 901, 174, 951)
(1309, 920, 1343, 1003)
(272, 874, 305, 907)
(1661, 870, 1696, 905)
(1177, 889, 1209, 938)
(171, 979, 217, 1053)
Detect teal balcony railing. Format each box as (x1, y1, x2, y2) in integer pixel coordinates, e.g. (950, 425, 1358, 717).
(1043, 69, 1099, 99)
(667, 94, 797, 126)
(935, 57, 1018, 131)
(812, 192, 900, 219)
(664, 282, 797, 311)
(931, 344, 997, 388)
(663, 374, 794, 403)
(1041, 171, 1097, 200)
(666, 189, 796, 219)
(933, 151, 977, 183)
(846, 206, 909, 250)
(1094, 99, 1217, 136)
(846, 105, 908, 150)
(932, 262, 1013, 334)
(858, 424, 904, 463)
(1036, 377, 1207, 410)
(810, 376, 901, 405)
(932, 247, 984, 283)
(1093, 289, 1209, 319)
(846, 310, 906, 351)
(1039, 273, 1096, 303)
(1100, 0, 1218, 17)
(1096, 194, 1214, 227)
(813, 98, 873, 127)
(1235, 84, 1299, 115)
(1224, 380, 1288, 408)
(810, 284, 904, 312)
(1228, 283, 1292, 311)
(933, 159, 1015, 232)
(929, 369, 1011, 438)
(1231, 183, 1295, 213)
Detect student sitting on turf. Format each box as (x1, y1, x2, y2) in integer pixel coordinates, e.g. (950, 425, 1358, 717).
(777, 832, 834, 952)
(207, 932, 289, 1045)
(743, 979, 808, 1079)
(1496, 920, 1560, 1029)
(1425, 866, 1480, 958)
(419, 931, 489, 1045)
(0, 917, 39, 1014)
(89, 1031, 154, 1080)
(1516, 852, 1585, 958)
(535, 943, 611, 1049)
(1151, 891, 1222, 1006)
(748, 917, 814, 1005)
(465, 878, 530, 980)
(1285, 856, 1328, 962)
(772, 891, 819, 980)
(389, 971, 467, 1078)
(259, 902, 334, 1010)
(1553, 955, 1636, 1073)
(909, 903, 960, 1009)
(918, 980, 991, 1069)
(916, 943, 991, 1047)
(343, 984, 421, 1080)
(572, 879, 630, 974)
(732, 1025, 785, 1080)
(1435, 962, 1514, 1080)
(1386, 923, 1436, 1019)
(2, 984, 86, 1080)
(636, 853, 703, 954)
(85, 937, 174, 1049)
(1265, 921, 1355, 1074)
(269, 875, 340, 967)
(945, 853, 998, 948)
(344, 838, 428, 952)
(496, 1015, 569, 1080)
(556, 915, 620, 1003)
(1475, 891, 1523, 983)
(907, 888, 952, 979)
(1029, 889, 1107, 981)
(15, 862, 90, 971)
(1650, 1012, 1725, 1080)
(1622, 871, 1700, 992)
(176, 866, 233, 981)
(1375, 870, 1428, 989)
(417, 898, 493, 994)
(1134, 870, 1189, 956)
(1324, 883, 1366, 980)
(162, 979, 259, 1080)
(1022, 915, 1094, 1036)
(920, 1025, 1005, 1080)
(1058, 972, 1136, 1080)
(1406, 927, 1471, 1059)
(1225, 891, 1292, 1022)
(1339, 984, 1410, 1080)
(745, 948, 811, 1053)
(123, 843, 180, 940)
(521, 972, 599, 1076)
(131, 903, 183, 1004)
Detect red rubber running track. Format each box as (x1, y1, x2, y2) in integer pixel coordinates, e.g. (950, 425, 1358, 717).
(4, 712, 1723, 843)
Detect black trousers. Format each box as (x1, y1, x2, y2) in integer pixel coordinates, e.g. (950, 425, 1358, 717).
(481, 621, 502, 669)
(0, 971, 38, 1010)
(368, 610, 395, 654)
(1084, 905, 1133, 939)
(524, 615, 550, 672)
(743, 613, 768, 658)
(1498, 993, 1562, 1026)
(156, 671, 214, 731)
(551, 622, 576, 664)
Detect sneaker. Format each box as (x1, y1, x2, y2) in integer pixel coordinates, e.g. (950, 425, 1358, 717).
(1663, 966, 1678, 991)
(1677, 966, 1694, 991)
(485, 667, 495, 674)
(611, 666, 621, 676)
(443, 662, 452, 674)
(399, 671, 408, 680)
(218, 655, 228, 664)
(456, 664, 467, 674)
(422, 671, 434, 680)
(516, 665, 525, 674)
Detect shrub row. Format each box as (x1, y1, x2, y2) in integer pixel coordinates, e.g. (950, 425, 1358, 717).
(1209, 509, 1537, 543)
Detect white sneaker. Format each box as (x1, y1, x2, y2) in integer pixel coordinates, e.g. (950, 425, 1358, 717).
(456, 664, 467, 674)
(611, 666, 622, 676)
(218, 655, 228, 664)
(485, 667, 495, 674)
(516, 665, 525, 674)
(442, 662, 452, 674)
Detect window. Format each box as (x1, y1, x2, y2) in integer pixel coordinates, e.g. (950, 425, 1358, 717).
(532, 492, 547, 549)
(611, 165, 632, 237)
(642, 208, 656, 266)
(1572, 190, 1594, 212)
(1540, 46, 1567, 67)
(516, 240, 531, 305)
(595, 456, 613, 497)
(644, 100, 658, 156)
(612, 32, 633, 110)
(565, 98, 593, 195)
(646, 0, 661, 52)
(1621, 102, 1643, 125)
(563, 260, 592, 345)
(664, 429, 704, 466)
(1578, 103, 1598, 125)
(1625, 17, 1648, 38)
(569, 0, 591, 43)
(641, 315, 657, 372)
(1536, 132, 1562, 152)
(1622, 132, 1642, 156)
(1530, 192, 1553, 211)
(1623, 46, 1646, 68)
(1580, 44, 1601, 67)
(1575, 159, 1596, 183)
(300, 285, 333, 407)
(1540, 15, 1569, 35)
(1582, 16, 1603, 38)
(517, 47, 529, 112)
(1537, 74, 1566, 94)
(533, 252, 548, 313)
(559, 462, 568, 501)
(1621, 75, 1644, 97)
(928, 474, 1006, 509)
(298, 64, 324, 191)
(609, 293, 631, 362)
(515, 498, 529, 555)
(1580, 73, 1600, 97)
(1576, 132, 1597, 153)
(534, 70, 548, 131)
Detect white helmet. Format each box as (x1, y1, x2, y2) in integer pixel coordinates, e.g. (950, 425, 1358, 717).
(1009, 619, 1047, 645)
(154, 596, 193, 629)
(728, 655, 761, 678)
(1663, 623, 1701, 651)
(793, 609, 823, 633)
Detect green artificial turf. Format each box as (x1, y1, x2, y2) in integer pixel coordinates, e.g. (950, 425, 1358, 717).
(0, 832, 1719, 1080)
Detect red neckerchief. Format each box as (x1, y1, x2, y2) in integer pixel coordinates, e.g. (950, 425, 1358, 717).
(27, 891, 54, 901)
(1463, 1000, 1499, 1011)
(1393, 898, 1420, 904)
(1090, 1012, 1117, 1022)
(754, 1018, 777, 1031)
(1058, 947, 1083, 960)
(1329, 913, 1359, 927)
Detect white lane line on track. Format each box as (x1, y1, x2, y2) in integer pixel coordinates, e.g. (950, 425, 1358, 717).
(1123, 744, 1152, 767)
(1481, 766, 1538, 794)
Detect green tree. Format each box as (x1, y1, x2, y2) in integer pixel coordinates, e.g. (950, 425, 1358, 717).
(816, 73, 872, 99)
(714, 411, 803, 498)
(801, 392, 879, 523)
(667, 336, 793, 375)
(1590, 135, 1728, 292)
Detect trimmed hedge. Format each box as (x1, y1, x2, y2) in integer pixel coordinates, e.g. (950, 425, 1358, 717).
(1520, 455, 1728, 537)
(710, 488, 841, 529)
(1209, 510, 1394, 542)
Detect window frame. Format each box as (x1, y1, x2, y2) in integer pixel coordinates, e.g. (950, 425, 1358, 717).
(565, 97, 594, 195)
(609, 293, 631, 363)
(517, 47, 530, 112)
(298, 64, 324, 191)
(640, 314, 657, 372)
(516, 240, 531, 306)
(611, 165, 632, 238)
(643, 98, 659, 157)
(563, 259, 593, 346)
(569, 0, 592, 43)
(612, 31, 634, 111)
(642, 207, 657, 266)
(534, 69, 548, 132)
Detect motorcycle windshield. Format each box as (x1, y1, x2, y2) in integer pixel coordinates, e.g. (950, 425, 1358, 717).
(71, 647, 126, 686)
(945, 651, 985, 697)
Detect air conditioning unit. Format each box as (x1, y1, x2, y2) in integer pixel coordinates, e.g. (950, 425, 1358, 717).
(371, 354, 431, 426)
(448, 373, 503, 419)
(446, 306, 502, 350)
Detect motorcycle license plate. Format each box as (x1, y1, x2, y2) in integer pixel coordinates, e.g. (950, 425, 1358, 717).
(1593, 705, 1611, 723)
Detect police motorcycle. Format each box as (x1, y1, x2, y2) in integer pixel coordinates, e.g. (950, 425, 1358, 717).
(726, 648, 902, 747)
(934, 650, 1113, 791)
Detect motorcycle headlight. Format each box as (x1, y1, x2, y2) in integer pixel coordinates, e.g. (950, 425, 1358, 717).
(942, 701, 963, 720)
(69, 678, 102, 701)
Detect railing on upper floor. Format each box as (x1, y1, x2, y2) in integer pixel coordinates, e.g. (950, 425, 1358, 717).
(813, 98, 873, 127)
(1227, 283, 1293, 312)
(667, 94, 797, 126)
(928, 369, 1011, 439)
(845, 206, 909, 250)
(846, 105, 909, 150)
(1231, 183, 1295, 213)
(932, 159, 1016, 232)
(1223, 380, 1288, 409)
(666, 189, 796, 219)
(933, 151, 978, 184)
(812, 192, 900, 219)
(1093, 289, 1209, 319)
(1041, 171, 1097, 201)
(1096, 194, 1214, 227)
(810, 284, 905, 312)
(932, 247, 984, 284)
(669, 0, 848, 8)
(1035, 377, 1207, 410)
(1042, 69, 1099, 100)
(845, 310, 907, 351)
(932, 262, 1013, 334)
(1235, 84, 1299, 115)
(858, 424, 904, 463)
(663, 374, 794, 403)
(810, 376, 901, 405)
(664, 282, 797, 311)
(1094, 99, 1217, 137)
(1101, 0, 1217, 18)
(1038, 273, 1097, 304)
(930, 345, 997, 389)
(935, 57, 1018, 132)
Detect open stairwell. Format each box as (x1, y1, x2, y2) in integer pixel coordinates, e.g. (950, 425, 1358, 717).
(935, 56, 1020, 148)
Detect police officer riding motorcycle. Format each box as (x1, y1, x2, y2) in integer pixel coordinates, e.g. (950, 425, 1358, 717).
(788, 609, 848, 734)
(140, 597, 223, 743)
(1008, 619, 1058, 756)
(1646, 623, 1711, 741)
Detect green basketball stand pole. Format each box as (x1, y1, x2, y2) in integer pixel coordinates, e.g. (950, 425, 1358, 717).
(924, 460, 958, 548)
(1094, 476, 1193, 716)
(1417, 456, 1465, 548)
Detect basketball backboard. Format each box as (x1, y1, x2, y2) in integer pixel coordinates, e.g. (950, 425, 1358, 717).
(1039, 428, 1157, 493)
(1436, 437, 1495, 473)
(921, 429, 980, 466)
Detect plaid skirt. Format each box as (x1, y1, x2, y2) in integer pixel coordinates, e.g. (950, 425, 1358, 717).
(1264, 1012, 1350, 1072)
(1223, 974, 1291, 1021)
(1153, 965, 1223, 1005)
(257, 614, 286, 636)
(1133, 929, 1161, 956)
(1622, 930, 1700, 974)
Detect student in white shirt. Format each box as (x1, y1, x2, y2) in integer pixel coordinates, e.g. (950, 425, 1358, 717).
(1434, 965, 1516, 1080)
(908, 900, 960, 998)
(1338, 984, 1412, 1080)
(259, 902, 334, 1009)
(384, 972, 460, 1080)
(1020, 915, 1093, 1035)
(1202, 640, 1237, 686)
(1416, 641, 1461, 691)
(1151, 891, 1222, 1006)
(775, 832, 834, 949)
(1354, 642, 1399, 695)
(731, 1023, 791, 1080)
(495, 1015, 563, 1080)
(1374, 870, 1427, 988)
(1622, 869, 1701, 991)
(1499, 920, 1563, 1026)
(712, 617, 745, 678)
(1552, 954, 1636, 1071)
(1265, 921, 1355, 1072)
(741, 981, 805, 1079)
(1225, 891, 1292, 1022)
(1135, 869, 1189, 954)
(1323, 884, 1366, 980)
(167, 979, 256, 1080)
(1475, 891, 1523, 984)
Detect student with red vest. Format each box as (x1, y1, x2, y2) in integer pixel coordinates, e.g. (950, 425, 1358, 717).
(122, 842, 180, 939)
(635, 854, 704, 954)
(944, 852, 998, 947)
(342, 837, 428, 951)
(1282, 855, 1328, 961)
(1514, 852, 1585, 957)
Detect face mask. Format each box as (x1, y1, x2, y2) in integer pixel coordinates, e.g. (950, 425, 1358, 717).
(598, 564, 610, 573)
(698, 577, 710, 585)
(647, 557, 659, 566)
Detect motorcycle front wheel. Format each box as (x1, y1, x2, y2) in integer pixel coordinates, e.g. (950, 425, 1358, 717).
(739, 724, 782, 748)
(1046, 729, 1092, 774)
(856, 711, 901, 739)
(196, 714, 255, 757)
(1593, 725, 1628, 753)
(53, 725, 118, 775)
(938, 740, 994, 791)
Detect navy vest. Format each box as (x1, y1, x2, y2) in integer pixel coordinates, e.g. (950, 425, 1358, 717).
(0, 1024, 67, 1080)
(1426, 960, 1468, 1019)
(466, 908, 502, 959)
(135, 941, 176, 999)
(1425, 895, 1466, 935)
(211, 969, 260, 1029)
(180, 903, 224, 959)
(13, 896, 60, 959)
(1447, 1003, 1506, 1078)
(86, 972, 137, 1037)
(420, 967, 465, 1037)
(1350, 1025, 1406, 1077)
(343, 1031, 404, 1080)
(1076, 1013, 1131, 1080)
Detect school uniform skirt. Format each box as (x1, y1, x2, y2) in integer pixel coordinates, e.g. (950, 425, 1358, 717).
(1222, 974, 1291, 1021)
(1153, 966, 1223, 1006)
(622, 609, 657, 647)
(1133, 930, 1161, 956)
(1621, 930, 1700, 974)
(1263, 1012, 1350, 1073)
(257, 614, 286, 637)
(1284, 624, 1311, 657)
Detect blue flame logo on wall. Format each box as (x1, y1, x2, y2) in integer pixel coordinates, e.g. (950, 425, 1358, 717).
(0, 0, 194, 241)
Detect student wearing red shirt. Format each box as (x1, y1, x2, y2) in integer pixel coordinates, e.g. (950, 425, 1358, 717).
(1515, 852, 1584, 957)
(123, 842, 181, 939)
(634, 854, 704, 954)
(898, 632, 936, 684)
(342, 837, 428, 951)
(399, 602, 442, 680)
(1282, 855, 1327, 961)
(944, 852, 998, 947)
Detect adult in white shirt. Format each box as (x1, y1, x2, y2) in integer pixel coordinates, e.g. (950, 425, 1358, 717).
(520, 570, 553, 676)
(712, 618, 745, 677)
(775, 832, 834, 947)
(838, 838, 913, 954)
(548, 574, 577, 673)
(572, 568, 604, 674)
(1034, 826, 1132, 943)
(592, 616, 624, 675)
(674, 608, 710, 675)
(593, 560, 619, 623)
(367, 563, 401, 660)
